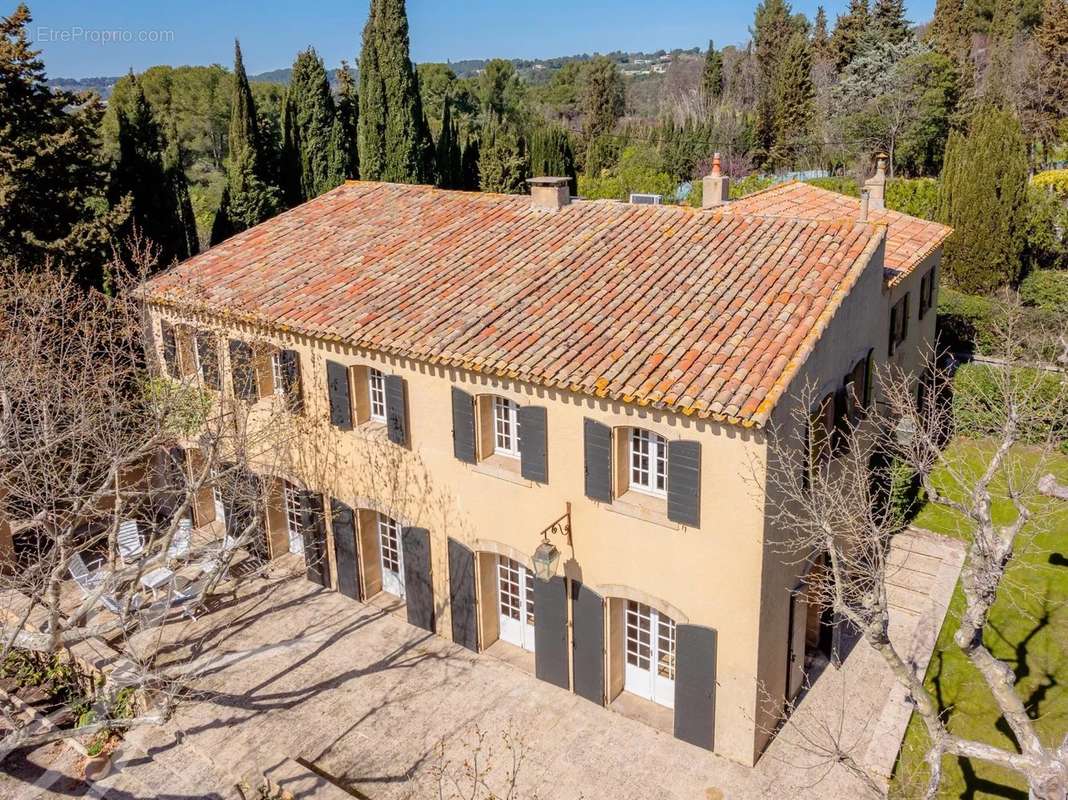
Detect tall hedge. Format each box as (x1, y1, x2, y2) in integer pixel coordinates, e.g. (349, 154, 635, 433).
(938, 105, 1029, 293)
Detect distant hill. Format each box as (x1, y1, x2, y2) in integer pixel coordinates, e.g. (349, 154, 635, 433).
(49, 46, 704, 98)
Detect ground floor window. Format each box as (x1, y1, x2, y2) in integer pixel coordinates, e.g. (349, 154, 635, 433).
(378, 513, 405, 599)
(496, 555, 534, 652)
(283, 483, 304, 555)
(624, 600, 676, 708)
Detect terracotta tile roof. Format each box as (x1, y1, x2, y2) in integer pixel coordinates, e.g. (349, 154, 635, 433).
(724, 181, 950, 284)
(146, 181, 886, 427)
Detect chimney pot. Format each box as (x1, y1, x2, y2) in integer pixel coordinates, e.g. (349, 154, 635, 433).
(527, 176, 571, 212)
(702, 152, 730, 208)
(860, 189, 870, 221)
(862, 152, 887, 211)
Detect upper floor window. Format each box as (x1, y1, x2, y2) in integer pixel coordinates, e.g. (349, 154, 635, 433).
(270, 351, 286, 397)
(630, 428, 667, 497)
(368, 368, 387, 423)
(493, 396, 520, 458)
(918, 267, 936, 320)
(160, 321, 179, 377)
(888, 292, 910, 357)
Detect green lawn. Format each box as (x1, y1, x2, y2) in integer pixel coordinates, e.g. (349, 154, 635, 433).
(890, 439, 1068, 799)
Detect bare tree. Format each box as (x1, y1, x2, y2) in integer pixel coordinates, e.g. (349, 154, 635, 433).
(0, 250, 301, 760)
(763, 299, 1068, 799)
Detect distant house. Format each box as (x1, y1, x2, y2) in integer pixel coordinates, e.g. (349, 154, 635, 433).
(142, 157, 949, 766)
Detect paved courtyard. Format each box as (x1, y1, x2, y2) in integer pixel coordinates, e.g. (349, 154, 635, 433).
(3, 528, 963, 800)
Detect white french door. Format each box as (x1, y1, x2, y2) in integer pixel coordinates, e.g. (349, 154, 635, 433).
(496, 556, 535, 652)
(212, 484, 226, 525)
(624, 601, 676, 708)
(283, 483, 304, 555)
(378, 514, 405, 599)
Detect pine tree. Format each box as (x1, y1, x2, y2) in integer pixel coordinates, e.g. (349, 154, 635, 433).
(1034, 0, 1068, 147)
(938, 104, 1029, 292)
(358, 0, 434, 183)
(830, 0, 870, 71)
(281, 48, 344, 203)
(813, 7, 831, 60)
(0, 3, 124, 282)
(108, 75, 193, 269)
(478, 116, 528, 194)
(983, 0, 1018, 103)
(753, 0, 799, 162)
(434, 96, 463, 189)
(769, 32, 816, 168)
(702, 40, 724, 103)
(871, 0, 911, 44)
(164, 120, 200, 259)
(529, 126, 578, 195)
(212, 40, 281, 241)
(333, 62, 360, 180)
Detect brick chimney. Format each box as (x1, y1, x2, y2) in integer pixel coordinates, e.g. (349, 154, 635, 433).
(862, 153, 887, 211)
(702, 153, 730, 208)
(527, 177, 571, 212)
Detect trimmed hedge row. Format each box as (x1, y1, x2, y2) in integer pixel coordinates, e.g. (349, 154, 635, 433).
(952, 362, 1066, 446)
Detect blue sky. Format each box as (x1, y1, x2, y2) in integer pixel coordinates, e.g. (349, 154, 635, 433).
(26, 0, 938, 78)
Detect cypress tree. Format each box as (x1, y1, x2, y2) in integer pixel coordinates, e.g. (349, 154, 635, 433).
(701, 40, 724, 103)
(164, 119, 199, 259)
(938, 105, 1029, 293)
(108, 74, 191, 268)
(333, 62, 360, 180)
(279, 91, 302, 205)
(529, 126, 578, 195)
(213, 40, 281, 241)
(753, 0, 798, 162)
(581, 55, 626, 142)
(460, 136, 481, 191)
(283, 48, 344, 202)
(434, 96, 462, 189)
(478, 116, 528, 194)
(769, 32, 815, 168)
(830, 0, 870, 71)
(871, 0, 911, 45)
(358, 0, 434, 183)
(1034, 0, 1068, 147)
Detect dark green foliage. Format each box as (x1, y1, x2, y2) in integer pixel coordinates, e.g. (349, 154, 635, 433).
(109, 76, 196, 269)
(1034, 0, 1068, 147)
(813, 7, 832, 60)
(894, 51, 960, 176)
(870, 0, 912, 44)
(753, 0, 800, 160)
(282, 48, 345, 203)
(1020, 270, 1068, 312)
(830, 0, 870, 71)
(768, 32, 815, 168)
(581, 55, 625, 143)
(435, 98, 463, 189)
(528, 126, 577, 194)
(0, 4, 124, 283)
(701, 40, 723, 102)
(478, 117, 528, 194)
(164, 121, 200, 260)
(460, 136, 481, 191)
(358, 0, 434, 183)
(953, 362, 1067, 442)
(477, 59, 526, 124)
(213, 40, 281, 242)
(1023, 187, 1068, 272)
(936, 287, 997, 353)
(658, 117, 715, 181)
(334, 62, 360, 181)
(938, 105, 1029, 293)
(885, 177, 940, 219)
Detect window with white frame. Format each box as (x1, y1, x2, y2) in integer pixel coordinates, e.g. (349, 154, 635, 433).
(493, 396, 520, 458)
(368, 368, 387, 422)
(270, 351, 285, 396)
(630, 428, 667, 496)
(283, 482, 304, 555)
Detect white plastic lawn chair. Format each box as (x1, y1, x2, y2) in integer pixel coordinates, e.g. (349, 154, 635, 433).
(167, 517, 193, 560)
(172, 576, 211, 620)
(117, 519, 144, 561)
(67, 552, 106, 592)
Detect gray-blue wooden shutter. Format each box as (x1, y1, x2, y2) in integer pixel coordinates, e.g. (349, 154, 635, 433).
(451, 387, 477, 464)
(196, 331, 221, 389)
(279, 349, 303, 413)
(299, 491, 328, 588)
(161, 321, 178, 376)
(667, 440, 701, 527)
(571, 581, 605, 705)
(326, 360, 353, 430)
(518, 406, 548, 483)
(385, 374, 408, 446)
(673, 624, 717, 751)
(888, 304, 898, 357)
(330, 498, 361, 601)
(228, 340, 257, 401)
(533, 575, 570, 689)
(583, 419, 613, 502)
(448, 538, 478, 652)
(402, 526, 435, 633)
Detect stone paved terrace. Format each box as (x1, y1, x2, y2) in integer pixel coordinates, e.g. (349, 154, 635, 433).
(2, 528, 963, 800)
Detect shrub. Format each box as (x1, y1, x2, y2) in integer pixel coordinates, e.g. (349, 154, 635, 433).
(886, 178, 940, 221)
(806, 176, 859, 196)
(952, 362, 1067, 444)
(1020, 270, 1068, 313)
(729, 175, 774, 199)
(936, 288, 995, 354)
(1032, 169, 1068, 196)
